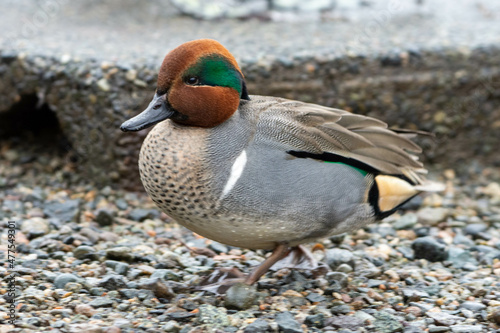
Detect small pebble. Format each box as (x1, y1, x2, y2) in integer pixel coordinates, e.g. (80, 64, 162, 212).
(325, 248, 355, 270)
(98, 275, 128, 290)
(197, 304, 230, 328)
(95, 208, 115, 226)
(275, 312, 302, 333)
(244, 318, 270, 333)
(75, 304, 97, 317)
(224, 283, 257, 310)
(54, 273, 81, 289)
(20, 217, 50, 239)
(89, 297, 114, 308)
(412, 237, 448, 262)
(417, 207, 449, 226)
(373, 311, 404, 333)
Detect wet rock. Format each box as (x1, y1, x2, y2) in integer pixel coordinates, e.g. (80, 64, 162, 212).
(275, 311, 302, 333)
(21, 217, 50, 239)
(54, 273, 81, 289)
(98, 275, 128, 290)
(244, 318, 270, 333)
(44, 199, 80, 223)
(197, 304, 230, 328)
(224, 282, 257, 310)
(412, 237, 448, 262)
(373, 311, 404, 333)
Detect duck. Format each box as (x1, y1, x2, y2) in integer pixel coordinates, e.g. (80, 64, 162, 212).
(120, 39, 442, 286)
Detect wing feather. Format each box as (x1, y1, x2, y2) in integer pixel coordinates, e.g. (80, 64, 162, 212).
(249, 96, 428, 183)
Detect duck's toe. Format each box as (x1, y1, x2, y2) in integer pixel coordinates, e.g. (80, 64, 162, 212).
(197, 267, 247, 294)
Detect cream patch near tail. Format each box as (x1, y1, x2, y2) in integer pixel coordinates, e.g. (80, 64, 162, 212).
(374, 175, 444, 212)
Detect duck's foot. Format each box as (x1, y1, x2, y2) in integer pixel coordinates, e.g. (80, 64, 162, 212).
(270, 244, 317, 271)
(244, 243, 290, 285)
(270, 244, 329, 278)
(197, 244, 290, 294)
(197, 267, 246, 294)
(197, 244, 328, 294)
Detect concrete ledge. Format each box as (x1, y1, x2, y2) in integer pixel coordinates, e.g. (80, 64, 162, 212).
(1, 0, 499, 188)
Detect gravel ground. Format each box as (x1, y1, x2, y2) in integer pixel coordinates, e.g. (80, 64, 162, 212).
(1, 134, 500, 333)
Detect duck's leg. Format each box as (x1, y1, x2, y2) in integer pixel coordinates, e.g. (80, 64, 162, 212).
(197, 244, 289, 294)
(244, 243, 290, 285)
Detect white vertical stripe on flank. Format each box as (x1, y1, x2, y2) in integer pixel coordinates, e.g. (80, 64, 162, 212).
(220, 150, 247, 199)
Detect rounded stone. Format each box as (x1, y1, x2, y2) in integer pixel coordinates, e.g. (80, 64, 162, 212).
(244, 318, 269, 333)
(20, 217, 50, 239)
(54, 273, 81, 289)
(73, 245, 97, 260)
(325, 248, 355, 270)
(95, 209, 115, 226)
(412, 237, 448, 262)
(224, 282, 257, 310)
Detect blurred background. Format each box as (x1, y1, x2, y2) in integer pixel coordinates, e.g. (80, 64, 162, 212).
(0, 0, 499, 189)
(2, 2, 500, 333)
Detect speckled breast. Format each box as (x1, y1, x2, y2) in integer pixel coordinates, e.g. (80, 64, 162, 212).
(138, 121, 217, 227)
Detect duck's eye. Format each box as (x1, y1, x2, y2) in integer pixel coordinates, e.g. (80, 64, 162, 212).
(185, 76, 199, 85)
